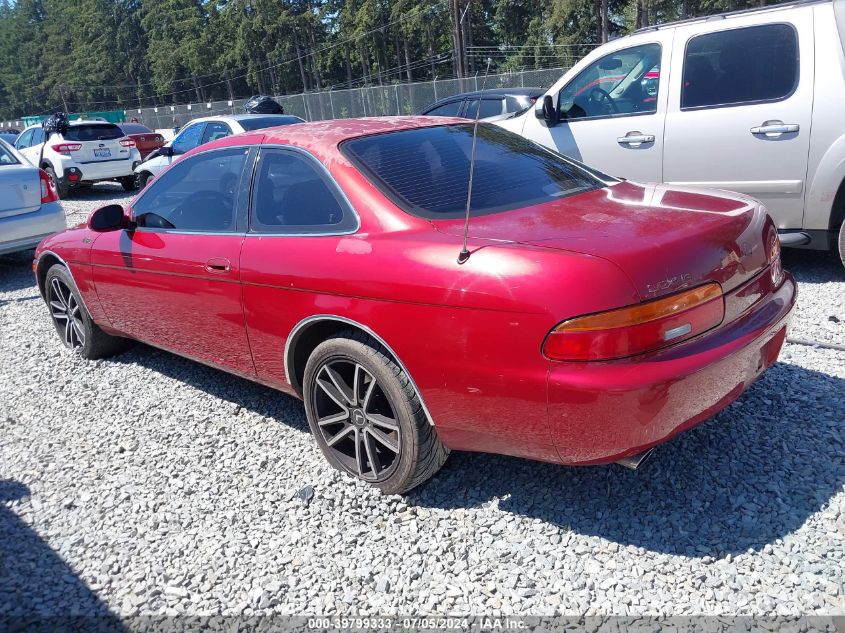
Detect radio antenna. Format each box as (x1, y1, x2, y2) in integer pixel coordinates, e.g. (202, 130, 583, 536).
(457, 57, 493, 265)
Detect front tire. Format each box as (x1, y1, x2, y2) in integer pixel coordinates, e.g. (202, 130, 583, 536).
(839, 222, 845, 270)
(44, 166, 68, 198)
(119, 176, 137, 192)
(136, 171, 153, 190)
(303, 331, 449, 495)
(45, 265, 128, 360)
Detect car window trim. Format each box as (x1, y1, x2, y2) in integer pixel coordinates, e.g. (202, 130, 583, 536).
(129, 144, 252, 236)
(558, 41, 663, 123)
(245, 144, 360, 237)
(679, 22, 800, 112)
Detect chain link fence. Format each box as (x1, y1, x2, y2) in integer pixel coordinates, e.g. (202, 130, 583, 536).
(1, 67, 567, 133)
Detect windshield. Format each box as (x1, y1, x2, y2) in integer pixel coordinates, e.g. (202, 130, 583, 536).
(341, 123, 602, 219)
(64, 124, 125, 142)
(0, 140, 18, 165)
(237, 115, 304, 131)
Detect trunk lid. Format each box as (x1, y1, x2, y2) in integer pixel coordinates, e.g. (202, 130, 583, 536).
(435, 181, 772, 301)
(0, 164, 41, 218)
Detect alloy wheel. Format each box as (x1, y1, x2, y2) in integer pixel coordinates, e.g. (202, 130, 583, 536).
(311, 359, 402, 482)
(49, 277, 85, 349)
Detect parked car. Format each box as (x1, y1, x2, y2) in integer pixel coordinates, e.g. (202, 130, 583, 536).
(0, 138, 65, 255)
(118, 123, 165, 160)
(420, 87, 544, 121)
(15, 120, 141, 198)
(134, 113, 304, 189)
(34, 117, 795, 494)
(498, 0, 845, 267)
(0, 132, 19, 145)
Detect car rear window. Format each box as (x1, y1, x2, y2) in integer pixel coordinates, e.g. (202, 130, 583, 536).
(0, 141, 18, 165)
(237, 115, 304, 131)
(120, 123, 153, 134)
(64, 124, 125, 142)
(341, 124, 602, 219)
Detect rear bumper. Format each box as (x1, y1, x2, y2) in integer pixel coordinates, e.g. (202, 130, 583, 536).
(0, 202, 66, 255)
(547, 270, 797, 464)
(56, 155, 138, 182)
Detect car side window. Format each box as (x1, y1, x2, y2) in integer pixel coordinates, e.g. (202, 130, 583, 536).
(201, 122, 232, 145)
(15, 129, 33, 149)
(681, 24, 798, 110)
(132, 147, 248, 232)
(558, 43, 662, 120)
(250, 149, 357, 234)
(426, 101, 463, 117)
(465, 98, 505, 119)
(31, 128, 45, 146)
(171, 123, 205, 155)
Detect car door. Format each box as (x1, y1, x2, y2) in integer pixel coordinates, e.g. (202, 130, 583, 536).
(520, 36, 670, 182)
(90, 145, 256, 375)
(663, 17, 813, 229)
(16, 128, 43, 165)
(238, 147, 359, 387)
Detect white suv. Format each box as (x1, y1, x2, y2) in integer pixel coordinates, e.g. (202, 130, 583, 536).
(499, 0, 845, 266)
(15, 120, 141, 197)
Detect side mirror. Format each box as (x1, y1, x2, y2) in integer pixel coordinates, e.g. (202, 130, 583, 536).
(535, 94, 559, 127)
(88, 204, 125, 232)
(158, 145, 174, 157)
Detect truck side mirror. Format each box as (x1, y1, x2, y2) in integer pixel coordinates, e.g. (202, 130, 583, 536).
(535, 95, 559, 127)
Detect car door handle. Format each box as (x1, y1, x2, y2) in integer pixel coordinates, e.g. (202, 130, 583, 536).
(617, 132, 655, 146)
(205, 257, 231, 273)
(750, 122, 799, 136)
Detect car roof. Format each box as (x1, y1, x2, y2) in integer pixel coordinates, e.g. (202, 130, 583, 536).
(195, 116, 466, 160)
(428, 87, 544, 103)
(633, 0, 825, 32)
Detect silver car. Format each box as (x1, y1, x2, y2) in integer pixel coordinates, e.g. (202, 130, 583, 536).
(500, 0, 845, 267)
(0, 139, 66, 255)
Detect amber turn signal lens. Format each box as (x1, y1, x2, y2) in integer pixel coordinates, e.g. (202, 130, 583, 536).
(543, 282, 724, 361)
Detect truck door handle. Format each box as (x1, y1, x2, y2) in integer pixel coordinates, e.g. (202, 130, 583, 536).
(617, 132, 655, 146)
(750, 121, 799, 136)
(205, 257, 231, 273)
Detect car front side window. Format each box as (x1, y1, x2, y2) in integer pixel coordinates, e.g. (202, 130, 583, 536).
(558, 43, 662, 120)
(171, 123, 205, 155)
(201, 122, 232, 144)
(131, 147, 248, 232)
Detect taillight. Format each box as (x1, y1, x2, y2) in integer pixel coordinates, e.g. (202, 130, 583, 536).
(51, 143, 82, 154)
(155, 135, 164, 143)
(39, 169, 59, 203)
(543, 283, 724, 361)
(120, 138, 136, 148)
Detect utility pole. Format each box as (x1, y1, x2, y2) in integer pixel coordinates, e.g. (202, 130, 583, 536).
(58, 86, 69, 113)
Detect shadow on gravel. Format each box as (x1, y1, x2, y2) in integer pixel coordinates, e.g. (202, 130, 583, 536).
(0, 251, 38, 294)
(411, 361, 845, 558)
(112, 344, 311, 433)
(782, 248, 844, 285)
(63, 183, 135, 203)
(0, 480, 125, 632)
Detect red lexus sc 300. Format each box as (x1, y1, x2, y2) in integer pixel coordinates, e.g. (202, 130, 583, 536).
(34, 117, 796, 494)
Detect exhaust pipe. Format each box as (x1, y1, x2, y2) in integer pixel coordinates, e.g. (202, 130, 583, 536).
(616, 448, 654, 470)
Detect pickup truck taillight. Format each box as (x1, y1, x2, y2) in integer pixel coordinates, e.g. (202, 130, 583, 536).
(120, 139, 136, 148)
(39, 169, 59, 203)
(51, 143, 82, 154)
(543, 283, 725, 361)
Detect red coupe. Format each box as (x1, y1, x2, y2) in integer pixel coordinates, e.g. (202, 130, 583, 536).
(34, 117, 796, 494)
(118, 123, 165, 159)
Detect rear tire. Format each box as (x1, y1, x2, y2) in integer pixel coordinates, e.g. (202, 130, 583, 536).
(44, 166, 68, 199)
(119, 176, 137, 192)
(303, 331, 449, 495)
(44, 265, 129, 360)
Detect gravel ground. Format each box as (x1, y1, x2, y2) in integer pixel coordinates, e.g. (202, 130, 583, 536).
(1, 184, 843, 619)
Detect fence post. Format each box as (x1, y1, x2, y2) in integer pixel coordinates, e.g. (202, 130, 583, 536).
(433, 76, 437, 102)
(361, 89, 367, 117)
(395, 84, 401, 115)
(329, 90, 335, 120)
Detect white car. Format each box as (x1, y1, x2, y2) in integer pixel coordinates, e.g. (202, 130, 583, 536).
(0, 139, 65, 255)
(134, 113, 304, 188)
(15, 120, 141, 198)
(498, 0, 845, 265)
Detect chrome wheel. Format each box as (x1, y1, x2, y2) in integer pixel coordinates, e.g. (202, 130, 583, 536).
(311, 359, 401, 482)
(49, 277, 85, 349)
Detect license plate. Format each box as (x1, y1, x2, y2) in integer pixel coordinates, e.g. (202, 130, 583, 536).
(94, 148, 111, 158)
